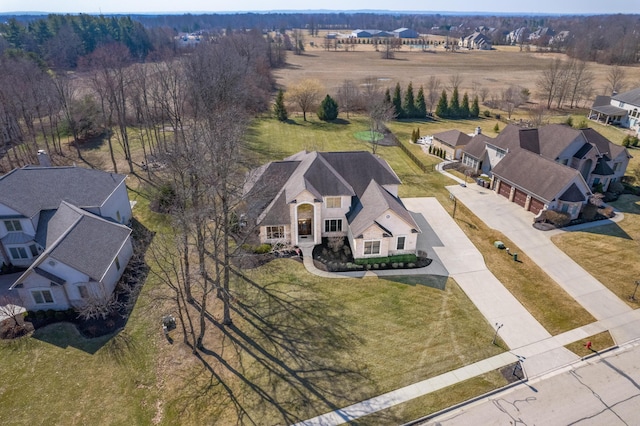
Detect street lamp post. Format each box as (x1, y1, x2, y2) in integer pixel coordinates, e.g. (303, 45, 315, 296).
(493, 322, 504, 345)
(630, 280, 640, 301)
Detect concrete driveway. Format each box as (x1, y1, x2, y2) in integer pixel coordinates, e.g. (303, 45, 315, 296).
(446, 182, 638, 343)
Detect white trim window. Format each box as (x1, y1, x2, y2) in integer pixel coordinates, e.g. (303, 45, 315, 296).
(364, 240, 381, 255)
(324, 219, 343, 233)
(266, 225, 285, 239)
(78, 285, 89, 299)
(325, 197, 341, 209)
(4, 219, 22, 232)
(31, 289, 54, 305)
(9, 246, 28, 260)
(396, 236, 406, 250)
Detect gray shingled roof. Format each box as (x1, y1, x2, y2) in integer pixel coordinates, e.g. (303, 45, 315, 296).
(537, 124, 584, 160)
(463, 134, 494, 159)
(612, 88, 640, 106)
(348, 180, 420, 238)
(433, 130, 472, 148)
(559, 183, 587, 202)
(319, 151, 401, 197)
(492, 149, 587, 203)
(0, 166, 126, 218)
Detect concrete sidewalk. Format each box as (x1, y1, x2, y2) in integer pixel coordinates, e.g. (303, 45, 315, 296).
(446, 182, 635, 342)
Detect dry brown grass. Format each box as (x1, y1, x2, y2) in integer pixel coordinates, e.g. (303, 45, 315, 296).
(275, 45, 640, 104)
(565, 331, 616, 357)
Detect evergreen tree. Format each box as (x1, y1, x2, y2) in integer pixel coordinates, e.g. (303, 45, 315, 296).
(415, 127, 420, 141)
(461, 92, 470, 118)
(411, 128, 417, 143)
(273, 89, 288, 121)
(403, 82, 416, 118)
(471, 95, 480, 118)
(428, 145, 433, 154)
(449, 87, 460, 119)
(317, 94, 339, 121)
(392, 82, 404, 118)
(435, 90, 449, 118)
(494, 122, 500, 133)
(384, 88, 392, 104)
(416, 86, 427, 118)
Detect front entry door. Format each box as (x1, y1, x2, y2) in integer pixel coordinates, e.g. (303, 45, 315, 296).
(298, 219, 312, 236)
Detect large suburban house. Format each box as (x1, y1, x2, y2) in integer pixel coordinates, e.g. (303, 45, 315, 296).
(243, 151, 421, 259)
(461, 124, 630, 218)
(458, 32, 492, 50)
(2, 164, 133, 311)
(589, 88, 640, 137)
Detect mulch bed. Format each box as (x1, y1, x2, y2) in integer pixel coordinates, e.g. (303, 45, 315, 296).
(0, 315, 34, 339)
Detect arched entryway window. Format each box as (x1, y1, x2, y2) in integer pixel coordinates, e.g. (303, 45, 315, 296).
(297, 204, 314, 242)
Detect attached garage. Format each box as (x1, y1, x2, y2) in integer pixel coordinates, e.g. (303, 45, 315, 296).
(513, 189, 528, 207)
(498, 181, 511, 199)
(529, 197, 545, 214)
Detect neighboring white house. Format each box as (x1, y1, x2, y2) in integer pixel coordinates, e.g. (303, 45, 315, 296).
(242, 151, 421, 259)
(589, 88, 640, 137)
(1, 164, 133, 311)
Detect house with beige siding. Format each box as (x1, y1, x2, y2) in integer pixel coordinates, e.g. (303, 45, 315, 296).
(243, 151, 421, 259)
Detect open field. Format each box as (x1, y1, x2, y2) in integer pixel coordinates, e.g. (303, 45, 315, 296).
(274, 45, 640, 104)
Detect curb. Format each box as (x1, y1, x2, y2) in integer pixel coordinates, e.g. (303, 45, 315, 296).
(401, 376, 525, 426)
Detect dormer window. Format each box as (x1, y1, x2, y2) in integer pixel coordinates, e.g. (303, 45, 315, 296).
(325, 197, 341, 209)
(4, 220, 22, 232)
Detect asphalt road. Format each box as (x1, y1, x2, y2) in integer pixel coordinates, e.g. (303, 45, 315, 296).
(424, 342, 640, 426)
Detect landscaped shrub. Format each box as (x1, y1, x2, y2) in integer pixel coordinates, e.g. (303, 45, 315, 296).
(598, 206, 615, 218)
(355, 254, 417, 266)
(255, 244, 272, 254)
(580, 204, 598, 221)
(483, 109, 491, 117)
(545, 210, 572, 227)
(328, 236, 345, 252)
(54, 311, 66, 321)
(609, 181, 625, 194)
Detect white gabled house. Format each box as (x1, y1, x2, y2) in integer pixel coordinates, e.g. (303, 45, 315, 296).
(243, 151, 421, 259)
(589, 88, 640, 137)
(0, 165, 133, 311)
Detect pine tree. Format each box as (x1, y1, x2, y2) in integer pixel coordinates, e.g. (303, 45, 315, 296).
(393, 82, 404, 119)
(273, 89, 288, 121)
(384, 88, 392, 104)
(449, 87, 460, 119)
(416, 86, 427, 118)
(403, 82, 416, 118)
(411, 128, 416, 142)
(428, 145, 433, 154)
(494, 122, 500, 133)
(461, 92, 470, 118)
(435, 90, 449, 118)
(317, 94, 339, 121)
(471, 95, 480, 118)
(415, 127, 420, 141)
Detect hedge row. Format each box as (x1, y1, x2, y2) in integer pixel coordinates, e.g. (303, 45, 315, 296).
(354, 253, 418, 265)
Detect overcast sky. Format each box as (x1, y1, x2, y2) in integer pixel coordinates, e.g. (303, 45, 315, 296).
(1, 0, 638, 15)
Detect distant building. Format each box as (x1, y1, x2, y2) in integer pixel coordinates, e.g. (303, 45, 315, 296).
(393, 28, 419, 38)
(459, 32, 492, 50)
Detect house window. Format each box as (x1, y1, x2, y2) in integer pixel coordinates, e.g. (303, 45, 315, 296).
(266, 226, 285, 239)
(9, 247, 28, 260)
(593, 177, 600, 185)
(32, 289, 54, 304)
(495, 148, 507, 159)
(364, 240, 381, 255)
(116, 211, 122, 223)
(325, 197, 341, 209)
(396, 236, 406, 250)
(78, 285, 89, 299)
(115, 257, 121, 271)
(324, 219, 343, 233)
(4, 220, 22, 232)
(613, 163, 620, 172)
(29, 244, 38, 257)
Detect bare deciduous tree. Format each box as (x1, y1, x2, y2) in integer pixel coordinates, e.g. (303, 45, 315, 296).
(337, 80, 358, 119)
(426, 76, 441, 114)
(286, 79, 324, 121)
(606, 65, 627, 95)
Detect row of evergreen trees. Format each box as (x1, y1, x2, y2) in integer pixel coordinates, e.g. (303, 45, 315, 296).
(435, 88, 481, 119)
(385, 82, 426, 119)
(428, 145, 447, 159)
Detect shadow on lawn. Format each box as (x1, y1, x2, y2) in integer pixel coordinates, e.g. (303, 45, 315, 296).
(173, 261, 371, 425)
(382, 274, 448, 291)
(567, 221, 634, 240)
